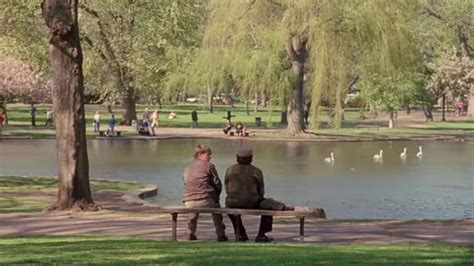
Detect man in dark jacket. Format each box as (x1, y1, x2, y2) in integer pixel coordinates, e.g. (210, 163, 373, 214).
(183, 144, 227, 241)
(225, 148, 294, 242)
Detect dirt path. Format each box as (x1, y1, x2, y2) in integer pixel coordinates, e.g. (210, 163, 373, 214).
(1, 191, 472, 245)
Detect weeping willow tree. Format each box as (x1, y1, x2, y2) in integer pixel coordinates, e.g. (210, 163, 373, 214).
(179, 0, 293, 122)
(307, 0, 422, 129)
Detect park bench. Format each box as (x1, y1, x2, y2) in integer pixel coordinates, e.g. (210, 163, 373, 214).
(99, 130, 122, 137)
(156, 206, 326, 243)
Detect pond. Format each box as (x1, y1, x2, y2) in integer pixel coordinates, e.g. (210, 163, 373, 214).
(0, 138, 472, 219)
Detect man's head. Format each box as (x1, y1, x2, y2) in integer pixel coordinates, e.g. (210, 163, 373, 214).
(194, 144, 212, 162)
(237, 147, 253, 164)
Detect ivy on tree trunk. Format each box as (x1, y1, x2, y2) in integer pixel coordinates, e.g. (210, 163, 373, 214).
(42, 0, 98, 211)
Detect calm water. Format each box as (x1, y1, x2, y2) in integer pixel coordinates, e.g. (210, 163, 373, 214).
(0, 138, 472, 219)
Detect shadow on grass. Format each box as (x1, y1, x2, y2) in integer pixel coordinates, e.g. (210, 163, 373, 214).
(0, 236, 472, 265)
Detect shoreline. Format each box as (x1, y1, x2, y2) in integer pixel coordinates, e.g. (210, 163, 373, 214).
(1, 126, 473, 142)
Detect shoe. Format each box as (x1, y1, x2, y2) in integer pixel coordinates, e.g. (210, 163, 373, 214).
(187, 234, 197, 241)
(255, 235, 273, 243)
(217, 235, 229, 242)
(294, 206, 326, 218)
(235, 235, 249, 242)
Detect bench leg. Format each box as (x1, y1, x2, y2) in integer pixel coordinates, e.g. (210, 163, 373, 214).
(299, 217, 305, 243)
(171, 213, 178, 241)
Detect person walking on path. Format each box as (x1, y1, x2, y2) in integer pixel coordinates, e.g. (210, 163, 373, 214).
(107, 114, 116, 136)
(45, 109, 54, 127)
(93, 111, 101, 132)
(150, 109, 159, 136)
(183, 145, 228, 242)
(225, 147, 294, 242)
(30, 103, 37, 127)
(191, 110, 198, 128)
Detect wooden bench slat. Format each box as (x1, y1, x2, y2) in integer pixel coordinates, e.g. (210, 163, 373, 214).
(156, 206, 326, 218)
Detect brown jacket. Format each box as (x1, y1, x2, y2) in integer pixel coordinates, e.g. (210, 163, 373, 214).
(183, 159, 222, 202)
(224, 163, 265, 208)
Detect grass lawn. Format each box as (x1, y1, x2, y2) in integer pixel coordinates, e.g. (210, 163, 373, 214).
(0, 176, 144, 213)
(0, 236, 472, 265)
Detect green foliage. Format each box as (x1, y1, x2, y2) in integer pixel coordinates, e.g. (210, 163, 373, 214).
(359, 70, 425, 112)
(0, 236, 473, 265)
(80, 0, 207, 105)
(0, 0, 49, 74)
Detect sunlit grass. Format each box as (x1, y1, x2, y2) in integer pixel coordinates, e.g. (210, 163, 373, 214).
(0, 176, 145, 213)
(0, 236, 472, 265)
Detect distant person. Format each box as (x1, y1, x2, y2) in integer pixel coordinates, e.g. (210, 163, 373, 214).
(225, 148, 294, 242)
(223, 119, 232, 135)
(107, 114, 116, 136)
(45, 109, 54, 127)
(191, 110, 198, 128)
(93, 111, 101, 132)
(143, 108, 150, 124)
(235, 121, 244, 136)
(30, 103, 37, 127)
(150, 109, 159, 136)
(168, 111, 177, 119)
(183, 145, 228, 242)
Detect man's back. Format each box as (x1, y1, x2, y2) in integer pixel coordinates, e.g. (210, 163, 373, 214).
(225, 163, 264, 208)
(184, 159, 220, 202)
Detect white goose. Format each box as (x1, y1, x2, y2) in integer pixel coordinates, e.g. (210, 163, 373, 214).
(400, 147, 407, 160)
(324, 152, 335, 164)
(373, 149, 383, 162)
(416, 146, 423, 158)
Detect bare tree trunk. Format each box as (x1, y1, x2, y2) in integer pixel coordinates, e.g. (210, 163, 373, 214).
(468, 91, 474, 118)
(388, 110, 395, 128)
(207, 84, 213, 113)
(254, 91, 258, 113)
(423, 106, 434, 121)
(285, 35, 306, 135)
(42, 0, 98, 211)
(121, 89, 137, 125)
(441, 94, 446, 121)
(261, 92, 267, 107)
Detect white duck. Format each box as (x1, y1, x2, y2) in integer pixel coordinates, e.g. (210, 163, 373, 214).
(373, 149, 383, 162)
(324, 152, 335, 164)
(416, 146, 423, 158)
(400, 147, 407, 160)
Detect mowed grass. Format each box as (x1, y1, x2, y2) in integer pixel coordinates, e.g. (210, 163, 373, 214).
(0, 176, 144, 213)
(0, 236, 472, 265)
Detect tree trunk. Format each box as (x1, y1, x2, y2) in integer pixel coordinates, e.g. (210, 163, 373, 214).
(121, 89, 137, 125)
(42, 0, 98, 211)
(285, 35, 306, 135)
(254, 91, 258, 113)
(388, 110, 395, 128)
(441, 94, 446, 121)
(468, 88, 474, 118)
(261, 92, 267, 107)
(207, 84, 213, 113)
(423, 106, 434, 121)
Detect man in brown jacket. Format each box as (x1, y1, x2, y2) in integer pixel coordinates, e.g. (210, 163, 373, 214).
(225, 147, 294, 242)
(183, 144, 228, 241)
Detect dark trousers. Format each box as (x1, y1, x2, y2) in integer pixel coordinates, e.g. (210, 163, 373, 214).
(31, 116, 36, 127)
(228, 214, 272, 239)
(226, 198, 287, 239)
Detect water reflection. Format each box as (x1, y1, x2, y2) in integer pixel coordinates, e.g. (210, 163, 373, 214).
(0, 139, 473, 219)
